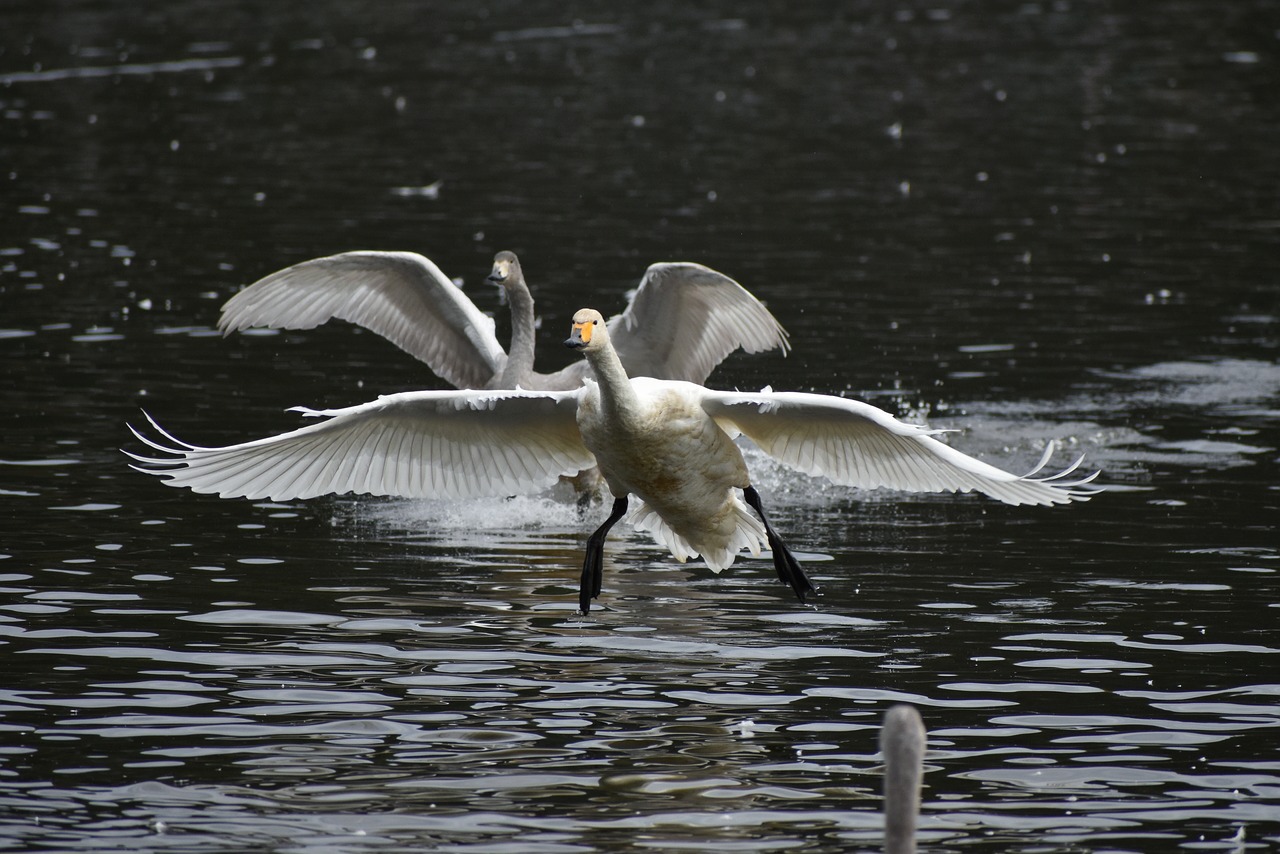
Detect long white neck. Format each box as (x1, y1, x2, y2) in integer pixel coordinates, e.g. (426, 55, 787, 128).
(496, 277, 536, 387)
(585, 338, 640, 420)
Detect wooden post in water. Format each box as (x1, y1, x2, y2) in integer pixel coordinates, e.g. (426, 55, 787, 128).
(881, 704, 926, 854)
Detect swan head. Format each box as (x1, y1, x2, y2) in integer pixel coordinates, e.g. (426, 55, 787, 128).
(487, 251, 523, 287)
(565, 308, 607, 351)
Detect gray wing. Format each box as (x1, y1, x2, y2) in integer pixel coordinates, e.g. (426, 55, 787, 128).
(219, 251, 507, 389)
(540, 262, 790, 388)
(702, 390, 1102, 506)
(126, 389, 594, 501)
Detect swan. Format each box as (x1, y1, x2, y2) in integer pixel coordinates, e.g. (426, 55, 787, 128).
(218, 250, 790, 390)
(127, 308, 1101, 612)
(881, 705, 926, 854)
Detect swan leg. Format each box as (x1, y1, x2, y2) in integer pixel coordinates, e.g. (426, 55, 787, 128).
(743, 486, 816, 603)
(571, 471, 604, 516)
(580, 495, 629, 614)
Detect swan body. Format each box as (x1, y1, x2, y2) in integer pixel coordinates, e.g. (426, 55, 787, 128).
(129, 309, 1101, 611)
(576, 375, 767, 572)
(218, 250, 790, 390)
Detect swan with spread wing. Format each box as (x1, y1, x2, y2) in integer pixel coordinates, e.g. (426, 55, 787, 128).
(129, 308, 1101, 612)
(219, 250, 790, 390)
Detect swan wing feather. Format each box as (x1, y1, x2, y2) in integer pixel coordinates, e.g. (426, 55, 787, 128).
(592, 262, 790, 384)
(702, 390, 1102, 506)
(219, 251, 506, 389)
(125, 389, 594, 501)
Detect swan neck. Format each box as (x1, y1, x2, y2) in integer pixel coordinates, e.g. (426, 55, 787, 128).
(500, 277, 536, 384)
(882, 706, 925, 854)
(586, 341, 639, 414)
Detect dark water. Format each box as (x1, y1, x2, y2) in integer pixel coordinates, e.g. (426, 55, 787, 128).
(3, 2, 1278, 851)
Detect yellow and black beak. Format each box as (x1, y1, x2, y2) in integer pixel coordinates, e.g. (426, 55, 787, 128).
(565, 320, 593, 349)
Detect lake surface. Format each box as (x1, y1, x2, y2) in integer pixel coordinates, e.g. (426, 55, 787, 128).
(2, 1, 1278, 851)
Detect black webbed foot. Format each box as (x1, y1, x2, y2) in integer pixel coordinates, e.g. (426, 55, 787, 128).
(578, 495, 628, 614)
(744, 486, 817, 603)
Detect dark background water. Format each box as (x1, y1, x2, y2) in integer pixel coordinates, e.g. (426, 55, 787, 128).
(2, 2, 1278, 851)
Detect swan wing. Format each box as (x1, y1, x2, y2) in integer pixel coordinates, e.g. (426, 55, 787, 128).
(701, 390, 1101, 506)
(219, 251, 506, 389)
(125, 389, 594, 501)
(600, 262, 790, 383)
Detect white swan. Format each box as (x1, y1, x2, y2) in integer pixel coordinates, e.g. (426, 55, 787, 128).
(128, 308, 1101, 612)
(218, 250, 790, 390)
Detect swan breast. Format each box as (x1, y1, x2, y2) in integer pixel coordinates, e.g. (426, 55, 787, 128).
(578, 379, 748, 540)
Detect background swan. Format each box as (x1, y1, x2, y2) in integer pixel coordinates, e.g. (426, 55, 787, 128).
(218, 250, 790, 390)
(882, 705, 926, 854)
(129, 308, 1101, 612)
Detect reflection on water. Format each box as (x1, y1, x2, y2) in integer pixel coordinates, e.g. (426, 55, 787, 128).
(3, 0, 1279, 850)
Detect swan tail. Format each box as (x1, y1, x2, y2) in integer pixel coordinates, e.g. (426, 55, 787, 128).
(628, 496, 766, 573)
